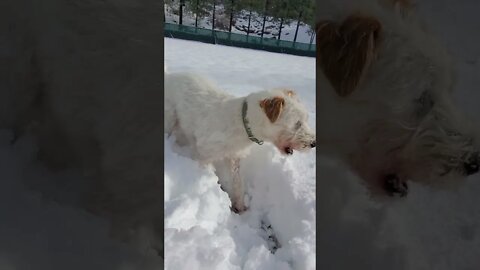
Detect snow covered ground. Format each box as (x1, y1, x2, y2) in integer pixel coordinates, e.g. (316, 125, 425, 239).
(0, 131, 163, 269)
(164, 38, 316, 270)
(164, 2, 315, 44)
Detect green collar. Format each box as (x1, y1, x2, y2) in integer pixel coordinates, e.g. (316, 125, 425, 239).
(242, 99, 264, 145)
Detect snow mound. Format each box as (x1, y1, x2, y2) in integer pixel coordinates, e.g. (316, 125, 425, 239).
(164, 138, 316, 270)
(0, 130, 163, 270)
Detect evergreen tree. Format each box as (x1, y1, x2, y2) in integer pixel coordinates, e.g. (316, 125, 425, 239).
(288, 0, 314, 42)
(183, 0, 215, 28)
(236, 0, 265, 35)
(269, 0, 294, 39)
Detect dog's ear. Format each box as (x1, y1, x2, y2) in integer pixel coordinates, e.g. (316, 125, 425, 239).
(260, 97, 285, 123)
(317, 15, 382, 97)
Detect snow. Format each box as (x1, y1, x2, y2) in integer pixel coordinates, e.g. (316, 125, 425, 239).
(0, 132, 163, 269)
(164, 38, 316, 270)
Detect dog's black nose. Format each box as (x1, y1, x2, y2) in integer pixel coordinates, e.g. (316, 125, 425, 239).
(464, 153, 480, 176)
(384, 174, 408, 197)
(310, 141, 316, 148)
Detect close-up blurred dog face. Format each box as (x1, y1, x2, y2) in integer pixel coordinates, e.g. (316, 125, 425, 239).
(317, 1, 480, 199)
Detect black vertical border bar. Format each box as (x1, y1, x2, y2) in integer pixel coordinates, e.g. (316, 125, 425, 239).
(315, 0, 320, 269)
(160, 0, 166, 262)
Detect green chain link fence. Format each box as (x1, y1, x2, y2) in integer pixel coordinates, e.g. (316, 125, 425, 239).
(164, 23, 315, 57)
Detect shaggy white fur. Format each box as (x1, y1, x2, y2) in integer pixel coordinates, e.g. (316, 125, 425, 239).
(1, 0, 164, 255)
(164, 71, 316, 212)
(317, 0, 480, 198)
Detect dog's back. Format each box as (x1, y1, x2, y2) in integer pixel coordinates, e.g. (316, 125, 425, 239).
(164, 72, 232, 132)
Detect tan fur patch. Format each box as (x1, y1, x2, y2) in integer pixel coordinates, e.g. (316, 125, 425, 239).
(259, 97, 285, 123)
(284, 90, 296, 97)
(317, 15, 382, 97)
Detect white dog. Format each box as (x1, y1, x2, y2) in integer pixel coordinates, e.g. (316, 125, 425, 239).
(164, 70, 316, 212)
(317, 0, 479, 199)
(1, 0, 164, 255)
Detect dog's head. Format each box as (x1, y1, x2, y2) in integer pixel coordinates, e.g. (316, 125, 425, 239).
(317, 6, 479, 198)
(248, 89, 316, 155)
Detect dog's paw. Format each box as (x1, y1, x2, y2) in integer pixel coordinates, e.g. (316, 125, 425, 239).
(384, 174, 408, 197)
(260, 220, 281, 254)
(231, 204, 248, 214)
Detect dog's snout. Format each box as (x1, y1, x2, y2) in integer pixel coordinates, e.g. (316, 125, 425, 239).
(464, 153, 480, 176)
(310, 140, 316, 148)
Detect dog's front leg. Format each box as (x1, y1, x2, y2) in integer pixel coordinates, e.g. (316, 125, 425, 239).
(213, 158, 247, 213)
(230, 158, 247, 213)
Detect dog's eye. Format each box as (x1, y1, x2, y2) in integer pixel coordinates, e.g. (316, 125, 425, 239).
(295, 121, 302, 129)
(415, 91, 434, 116)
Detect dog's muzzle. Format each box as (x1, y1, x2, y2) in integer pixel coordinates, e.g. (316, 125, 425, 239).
(384, 174, 408, 197)
(284, 140, 315, 155)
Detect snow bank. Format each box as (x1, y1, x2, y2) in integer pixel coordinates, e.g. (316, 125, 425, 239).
(0, 130, 162, 269)
(164, 139, 316, 270)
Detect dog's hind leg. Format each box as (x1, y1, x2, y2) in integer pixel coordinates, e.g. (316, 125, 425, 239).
(164, 104, 189, 148)
(213, 159, 233, 193)
(164, 101, 176, 137)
